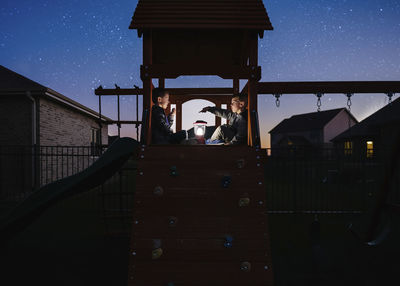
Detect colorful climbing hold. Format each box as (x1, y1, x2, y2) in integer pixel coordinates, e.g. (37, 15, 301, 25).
(153, 186, 164, 196)
(152, 248, 163, 260)
(240, 261, 251, 272)
(224, 235, 234, 248)
(168, 216, 178, 227)
(239, 197, 250, 207)
(170, 166, 178, 177)
(221, 175, 232, 188)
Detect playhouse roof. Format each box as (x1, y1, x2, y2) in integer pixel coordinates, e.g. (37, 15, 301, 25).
(129, 0, 273, 34)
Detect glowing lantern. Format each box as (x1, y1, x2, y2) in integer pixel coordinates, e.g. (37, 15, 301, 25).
(193, 120, 207, 140)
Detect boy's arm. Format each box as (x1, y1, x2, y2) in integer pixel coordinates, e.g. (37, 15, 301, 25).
(207, 107, 234, 119)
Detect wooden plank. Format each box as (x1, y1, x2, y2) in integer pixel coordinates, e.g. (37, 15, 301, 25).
(137, 145, 264, 158)
(131, 237, 269, 251)
(134, 186, 266, 198)
(133, 194, 266, 208)
(140, 64, 261, 80)
(136, 158, 265, 170)
(128, 261, 273, 285)
(257, 81, 400, 94)
(95, 87, 234, 96)
(128, 145, 273, 286)
(129, 247, 271, 262)
(130, 214, 268, 234)
(142, 30, 153, 145)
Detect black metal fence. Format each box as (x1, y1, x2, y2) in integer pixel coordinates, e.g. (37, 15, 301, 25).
(0, 145, 107, 201)
(1, 145, 399, 218)
(263, 147, 400, 214)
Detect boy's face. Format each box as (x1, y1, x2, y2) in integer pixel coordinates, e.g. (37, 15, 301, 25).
(230, 97, 245, 113)
(157, 93, 170, 110)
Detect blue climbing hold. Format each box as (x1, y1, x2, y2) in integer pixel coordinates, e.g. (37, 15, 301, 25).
(170, 166, 178, 177)
(221, 175, 231, 188)
(224, 235, 234, 248)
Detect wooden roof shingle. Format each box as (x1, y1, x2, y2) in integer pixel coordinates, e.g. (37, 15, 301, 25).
(129, 0, 273, 34)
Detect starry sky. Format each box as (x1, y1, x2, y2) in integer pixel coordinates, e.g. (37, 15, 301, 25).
(1, 0, 399, 147)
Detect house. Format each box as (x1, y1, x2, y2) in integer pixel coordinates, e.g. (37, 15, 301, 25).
(332, 97, 400, 158)
(269, 108, 358, 151)
(0, 65, 110, 147)
(0, 65, 111, 198)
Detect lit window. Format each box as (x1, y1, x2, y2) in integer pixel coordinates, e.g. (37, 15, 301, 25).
(344, 141, 352, 155)
(366, 141, 374, 158)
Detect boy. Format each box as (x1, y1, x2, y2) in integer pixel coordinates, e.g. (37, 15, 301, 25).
(151, 88, 187, 144)
(199, 93, 247, 145)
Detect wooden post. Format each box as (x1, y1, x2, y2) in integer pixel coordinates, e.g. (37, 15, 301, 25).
(247, 80, 258, 146)
(158, 78, 165, 88)
(248, 32, 258, 146)
(143, 30, 153, 145)
(215, 100, 221, 127)
(233, 78, 239, 94)
(176, 100, 182, 131)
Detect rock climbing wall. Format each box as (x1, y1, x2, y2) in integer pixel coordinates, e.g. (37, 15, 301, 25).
(128, 145, 273, 286)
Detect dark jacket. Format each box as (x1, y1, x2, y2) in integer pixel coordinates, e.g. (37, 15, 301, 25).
(209, 107, 248, 145)
(151, 105, 175, 144)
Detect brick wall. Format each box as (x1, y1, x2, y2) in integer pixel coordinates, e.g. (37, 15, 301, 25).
(0, 95, 109, 199)
(39, 96, 108, 146)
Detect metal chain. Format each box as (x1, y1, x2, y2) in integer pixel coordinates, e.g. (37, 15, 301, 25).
(315, 93, 323, 112)
(346, 93, 353, 111)
(274, 94, 281, 107)
(386, 92, 394, 104)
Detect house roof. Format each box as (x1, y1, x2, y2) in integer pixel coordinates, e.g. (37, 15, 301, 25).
(269, 108, 356, 134)
(0, 65, 111, 122)
(332, 97, 400, 141)
(129, 0, 273, 34)
(0, 65, 47, 91)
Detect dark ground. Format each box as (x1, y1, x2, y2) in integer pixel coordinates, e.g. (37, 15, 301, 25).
(0, 186, 399, 286)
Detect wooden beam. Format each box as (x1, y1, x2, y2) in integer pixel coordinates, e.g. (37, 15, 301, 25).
(95, 82, 400, 96)
(158, 78, 165, 88)
(247, 32, 259, 147)
(215, 101, 221, 127)
(169, 94, 231, 103)
(95, 87, 234, 96)
(176, 101, 182, 132)
(247, 80, 258, 146)
(233, 78, 239, 94)
(140, 64, 261, 80)
(257, 81, 400, 94)
(105, 120, 142, 125)
(143, 30, 153, 145)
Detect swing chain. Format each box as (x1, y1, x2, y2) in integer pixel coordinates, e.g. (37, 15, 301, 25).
(386, 93, 394, 104)
(315, 93, 323, 112)
(346, 93, 353, 111)
(273, 94, 281, 107)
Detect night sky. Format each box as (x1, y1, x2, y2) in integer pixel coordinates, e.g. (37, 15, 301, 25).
(1, 0, 399, 147)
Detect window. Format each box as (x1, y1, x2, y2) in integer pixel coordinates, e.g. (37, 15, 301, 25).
(366, 141, 374, 158)
(90, 128, 101, 156)
(344, 141, 352, 155)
